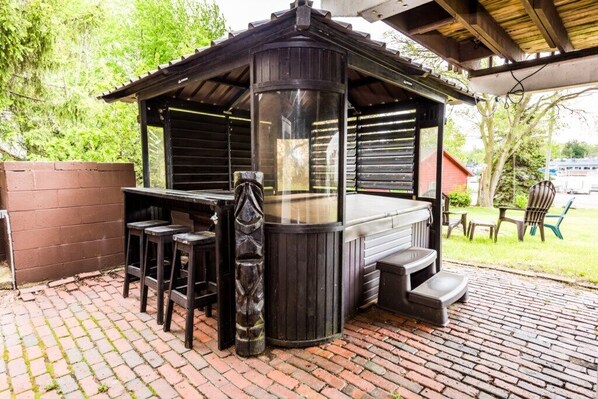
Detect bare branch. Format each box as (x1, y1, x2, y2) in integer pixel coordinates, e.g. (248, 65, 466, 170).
(7, 90, 44, 102)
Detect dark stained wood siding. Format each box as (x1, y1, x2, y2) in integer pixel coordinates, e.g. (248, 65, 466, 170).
(265, 226, 342, 346)
(342, 237, 364, 318)
(254, 46, 344, 86)
(167, 109, 251, 190)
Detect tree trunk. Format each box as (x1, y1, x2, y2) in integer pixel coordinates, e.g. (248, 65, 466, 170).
(478, 168, 493, 207)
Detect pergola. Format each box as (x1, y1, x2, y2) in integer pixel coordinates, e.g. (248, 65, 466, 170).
(323, 0, 598, 95)
(102, 1, 475, 349)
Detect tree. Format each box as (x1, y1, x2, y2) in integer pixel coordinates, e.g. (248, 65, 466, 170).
(0, 0, 54, 109)
(494, 137, 544, 206)
(476, 89, 597, 207)
(128, 0, 227, 74)
(385, 31, 598, 207)
(561, 140, 590, 158)
(443, 118, 467, 161)
(0, 0, 227, 183)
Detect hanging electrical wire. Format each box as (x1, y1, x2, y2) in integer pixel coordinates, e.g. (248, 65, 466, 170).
(475, 61, 550, 119)
(474, 94, 500, 118)
(505, 63, 549, 107)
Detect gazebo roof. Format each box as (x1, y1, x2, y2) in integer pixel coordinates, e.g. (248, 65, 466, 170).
(100, 3, 476, 108)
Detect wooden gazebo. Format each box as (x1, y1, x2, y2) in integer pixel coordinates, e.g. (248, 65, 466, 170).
(102, 1, 475, 350)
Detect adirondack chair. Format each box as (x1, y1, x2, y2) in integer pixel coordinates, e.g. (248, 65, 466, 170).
(530, 196, 575, 240)
(495, 180, 556, 242)
(442, 193, 467, 238)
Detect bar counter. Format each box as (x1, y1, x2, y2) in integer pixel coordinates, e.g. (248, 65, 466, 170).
(122, 187, 236, 350)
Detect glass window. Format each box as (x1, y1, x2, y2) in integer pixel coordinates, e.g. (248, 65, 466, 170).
(148, 127, 166, 188)
(418, 127, 438, 199)
(257, 90, 340, 224)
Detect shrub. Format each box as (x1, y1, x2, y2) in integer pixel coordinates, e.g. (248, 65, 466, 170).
(515, 193, 528, 209)
(448, 191, 471, 207)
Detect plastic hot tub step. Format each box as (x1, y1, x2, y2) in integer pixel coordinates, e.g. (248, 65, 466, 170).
(409, 270, 469, 309)
(377, 247, 437, 276)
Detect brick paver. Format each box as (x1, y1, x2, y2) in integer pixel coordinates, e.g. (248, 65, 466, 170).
(0, 266, 596, 398)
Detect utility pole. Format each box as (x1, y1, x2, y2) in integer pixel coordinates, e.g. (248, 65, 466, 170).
(545, 109, 555, 180)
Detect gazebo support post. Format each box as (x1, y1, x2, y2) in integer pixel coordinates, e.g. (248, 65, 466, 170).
(233, 171, 266, 356)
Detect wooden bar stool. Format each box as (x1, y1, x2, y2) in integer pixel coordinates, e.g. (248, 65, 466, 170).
(140, 224, 191, 324)
(163, 231, 217, 349)
(123, 220, 169, 298)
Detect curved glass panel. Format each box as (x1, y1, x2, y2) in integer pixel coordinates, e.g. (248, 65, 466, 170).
(257, 90, 340, 224)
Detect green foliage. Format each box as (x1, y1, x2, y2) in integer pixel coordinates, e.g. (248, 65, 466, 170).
(0, 0, 55, 108)
(493, 138, 544, 207)
(443, 117, 466, 160)
(391, 391, 402, 399)
(0, 0, 227, 183)
(561, 140, 590, 159)
(514, 194, 528, 209)
(148, 127, 166, 188)
(130, 0, 227, 73)
(465, 147, 485, 165)
(45, 380, 58, 392)
(448, 190, 471, 207)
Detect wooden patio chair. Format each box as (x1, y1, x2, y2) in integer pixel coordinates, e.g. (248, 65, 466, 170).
(495, 180, 556, 242)
(530, 196, 575, 240)
(442, 193, 467, 238)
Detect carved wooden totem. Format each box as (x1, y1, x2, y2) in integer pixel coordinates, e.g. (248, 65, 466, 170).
(234, 171, 265, 356)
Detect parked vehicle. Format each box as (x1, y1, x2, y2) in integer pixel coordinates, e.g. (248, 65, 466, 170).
(565, 176, 592, 195)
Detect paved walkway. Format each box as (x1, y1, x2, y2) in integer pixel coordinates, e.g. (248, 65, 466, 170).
(1, 265, 597, 399)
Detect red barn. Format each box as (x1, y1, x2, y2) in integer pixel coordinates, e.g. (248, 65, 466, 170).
(419, 151, 473, 194)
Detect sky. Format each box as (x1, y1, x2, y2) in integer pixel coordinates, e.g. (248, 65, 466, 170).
(217, 0, 390, 40)
(218, 0, 310, 31)
(215, 0, 598, 145)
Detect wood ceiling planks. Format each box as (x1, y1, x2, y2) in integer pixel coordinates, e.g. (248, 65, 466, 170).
(384, 0, 598, 73)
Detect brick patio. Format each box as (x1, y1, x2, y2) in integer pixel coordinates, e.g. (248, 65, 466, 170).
(1, 265, 596, 399)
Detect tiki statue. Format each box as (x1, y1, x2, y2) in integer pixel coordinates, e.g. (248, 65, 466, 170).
(234, 171, 265, 356)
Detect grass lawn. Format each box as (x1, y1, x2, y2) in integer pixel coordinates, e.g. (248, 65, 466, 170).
(442, 204, 598, 283)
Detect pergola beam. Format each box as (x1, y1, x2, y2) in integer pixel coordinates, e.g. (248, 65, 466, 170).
(412, 32, 494, 64)
(384, 10, 493, 70)
(403, 2, 456, 35)
(408, 17, 455, 35)
(520, 0, 573, 53)
(434, 0, 525, 62)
